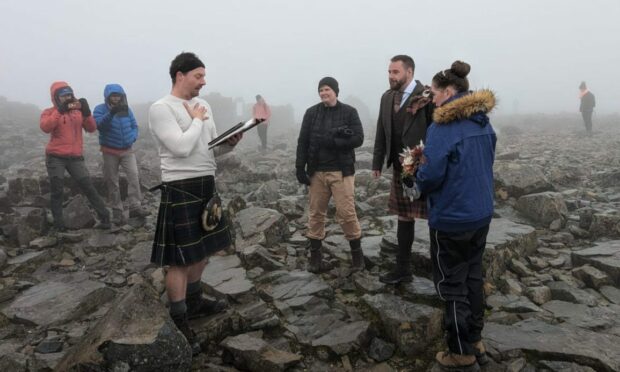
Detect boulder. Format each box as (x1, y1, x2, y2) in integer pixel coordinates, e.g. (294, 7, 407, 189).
(541, 300, 617, 330)
(63, 195, 95, 230)
(368, 337, 396, 362)
(240, 244, 285, 271)
(220, 333, 301, 372)
(571, 241, 620, 286)
(55, 283, 192, 372)
(546, 281, 598, 306)
(2, 273, 114, 326)
(588, 213, 620, 238)
(484, 318, 620, 371)
(362, 293, 442, 356)
(572, 265, 612, 289)
(525, 286, 551, 306)
(0, 248, 7, 269)
(234, 207, 290, 248)
(201, 255, 254, 301)
(311, 320, 371, 355)
(494, 162, 553, 198)
(515, 192, 567, 225)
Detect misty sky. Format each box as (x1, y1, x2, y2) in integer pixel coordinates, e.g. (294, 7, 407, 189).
(1, 0, 619, 121)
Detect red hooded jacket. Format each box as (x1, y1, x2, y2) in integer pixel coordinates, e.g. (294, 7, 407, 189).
(40, 81, 96, 157)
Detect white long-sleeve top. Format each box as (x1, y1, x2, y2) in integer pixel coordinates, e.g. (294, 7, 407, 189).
(148, 94, 231, 182)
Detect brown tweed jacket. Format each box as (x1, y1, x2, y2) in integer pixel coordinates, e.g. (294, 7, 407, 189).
(372, 80, 434, 171)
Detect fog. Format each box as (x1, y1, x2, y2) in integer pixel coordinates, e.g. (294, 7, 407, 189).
(1, 0, 619, 121)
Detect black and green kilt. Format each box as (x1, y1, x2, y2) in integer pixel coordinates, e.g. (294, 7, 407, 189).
(388, 167, 428, 220)
(151, 175, 231, 266)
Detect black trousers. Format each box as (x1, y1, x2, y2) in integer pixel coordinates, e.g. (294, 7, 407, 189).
(582, 111, 593, 133)
(430, 224, 489, 355)
(257, 123, 268, 150)
(45, 154, 109, 228)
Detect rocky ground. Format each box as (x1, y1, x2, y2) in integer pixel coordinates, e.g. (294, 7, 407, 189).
(1, 114, 620, 371)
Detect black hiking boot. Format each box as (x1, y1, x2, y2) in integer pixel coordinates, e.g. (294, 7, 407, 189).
(171, 312, 201, 356)
(349, 238, 365, 272)
(186, 293, 228, 320)
(307, 239, 332, 274)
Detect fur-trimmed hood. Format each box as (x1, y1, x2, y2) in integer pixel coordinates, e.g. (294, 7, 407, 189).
(433, 89, 496, 125)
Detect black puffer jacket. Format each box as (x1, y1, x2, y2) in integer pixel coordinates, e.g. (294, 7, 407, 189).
(296, 101, 364, 177)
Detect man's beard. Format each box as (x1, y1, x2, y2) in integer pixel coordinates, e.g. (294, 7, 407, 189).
(389, 77, 406, 91)
(190, 86, 203, 98)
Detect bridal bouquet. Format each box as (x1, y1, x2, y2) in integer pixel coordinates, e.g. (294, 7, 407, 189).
(399, 140, 425, 200)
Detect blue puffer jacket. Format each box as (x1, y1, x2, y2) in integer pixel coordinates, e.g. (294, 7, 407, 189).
(93, 84, 138, 149)
(416, 90, 497, 232)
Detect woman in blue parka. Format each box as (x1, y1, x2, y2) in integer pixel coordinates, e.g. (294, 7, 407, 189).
(93, 84, 149, 224)
(415, 61, 496, 372)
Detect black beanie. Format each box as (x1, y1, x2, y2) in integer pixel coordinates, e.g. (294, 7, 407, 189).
(318, 77, 339, 96)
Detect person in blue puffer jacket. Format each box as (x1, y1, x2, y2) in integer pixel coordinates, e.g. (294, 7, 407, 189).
(93, 84, 149, 224)
(415, 61, 496, 372)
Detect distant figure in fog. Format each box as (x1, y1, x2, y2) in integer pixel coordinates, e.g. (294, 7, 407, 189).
(579, 81, 595, 135)
(40, 82, 111, 232)
(253, 94, 272, 151)
(93, 84, 149, 225)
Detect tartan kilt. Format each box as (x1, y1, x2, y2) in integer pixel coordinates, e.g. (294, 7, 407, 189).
(151, 175, 231, 267)
(388, 167, 428, 219)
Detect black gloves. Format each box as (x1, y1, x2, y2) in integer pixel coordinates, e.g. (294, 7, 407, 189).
(110, 104, 128, 116)
(110, 104, 120, 114)
(296, 167, 311, 186)
(334, 126, 353, 137)
(402, 176, 415, 188)
(316, 126, 353, 148)
(59, 101, 71, 113)
(78, 98, 91, 117)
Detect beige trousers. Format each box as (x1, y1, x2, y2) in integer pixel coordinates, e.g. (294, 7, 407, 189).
(306, 171, 361, 241)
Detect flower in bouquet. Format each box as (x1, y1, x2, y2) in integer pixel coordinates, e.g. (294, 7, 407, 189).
(399, 140, 425, 181)
(399, 140, 425, 200)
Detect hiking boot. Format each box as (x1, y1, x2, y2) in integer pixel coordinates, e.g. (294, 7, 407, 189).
(186, 294, 228, 319)
(93, 220, 112, 230)
(349, 238, 365, 272)
(307, 239, 332, 274)
(171, 312, 201, 356)
(472, 341, 489, 366)
(379, 268, 413, 284)
(49, 224, 66, 236)
(111, 209, 126, 225)
(94, 211, 111, 230)
(129, 206, 150, 218)
(94, 219, 111, 230)
(379, 239, 412, 284)
(435, 351, 479, 371)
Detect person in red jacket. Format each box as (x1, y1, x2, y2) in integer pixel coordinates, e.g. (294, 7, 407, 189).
(40, 81, 111, 231)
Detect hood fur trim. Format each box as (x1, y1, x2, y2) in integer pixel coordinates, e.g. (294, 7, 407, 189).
(433, 89, 496, 124)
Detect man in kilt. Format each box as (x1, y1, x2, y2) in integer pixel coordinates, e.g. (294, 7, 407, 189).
(372, 55, 433, 284)
(148, 52, 242, 353)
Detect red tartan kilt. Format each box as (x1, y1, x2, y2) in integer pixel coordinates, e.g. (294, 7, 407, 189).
(388, 167, 428, 219)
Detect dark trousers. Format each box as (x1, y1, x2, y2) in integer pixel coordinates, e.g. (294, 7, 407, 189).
(257, 123, 268, 150)
(45, 155, 109, 228)
(430, 224, 489, 355)
(582, 111, 593, 133)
